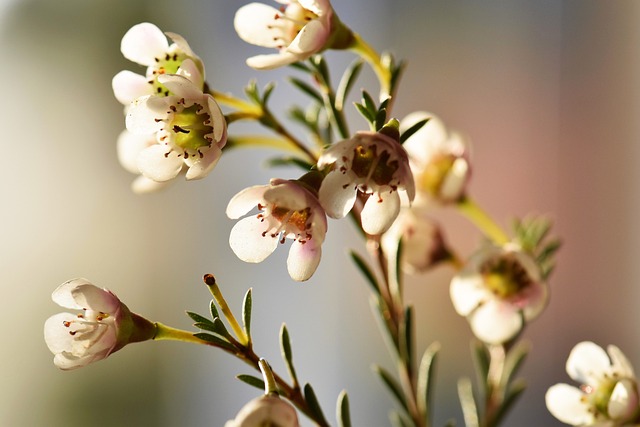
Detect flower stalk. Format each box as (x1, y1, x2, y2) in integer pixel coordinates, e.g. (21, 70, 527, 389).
(350, 33, 391, 100)
(204, 274, 249, 346)
(456, 197, 510, 246)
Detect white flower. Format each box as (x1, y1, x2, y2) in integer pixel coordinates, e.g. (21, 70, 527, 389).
(449, 244, 547, 344)
(401, 111, 470, 205)
(226, 178, 327, 282)
(225, 395, 299, 427)
(546, 342, 640, 426)
(44, 278, 154, 370)
(112, 22, 205, 105)
(381, 208, 449, 274)
(317, 130, 415, 235)
(126, 74, 227, 182)
(117, 130, 173, 194)
(234, 0, 350, 69)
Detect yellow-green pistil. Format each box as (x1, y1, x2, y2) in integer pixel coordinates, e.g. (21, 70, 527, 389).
(169, 104, 213, 152)
(350, 144, 399, 188)
(149, 51, 191, 96)
(481, 254, 532, 298)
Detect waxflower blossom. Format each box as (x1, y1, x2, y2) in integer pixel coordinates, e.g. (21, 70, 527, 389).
(225, 395, 300, 427)
(226, 178, 327, 282)
(126, 73, 227, 182)
(401, 111, 470, 205)
(117, 130, 172, 194)
(546, 342, 640, 426)
(234, 0, 353, 70)
(44, 278, 155, 370)
(112, 22, 205, 105)
(317, 127, 415, 235)
(449, 243, 547, 344)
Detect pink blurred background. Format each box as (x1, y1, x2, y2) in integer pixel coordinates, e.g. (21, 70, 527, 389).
(1, 1, 638, 426)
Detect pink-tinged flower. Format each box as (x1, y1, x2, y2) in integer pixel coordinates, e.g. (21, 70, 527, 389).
(225, 395, 300, 427)
(44, 278, 155, 370)
(234, 0, 352, 70)
(449, 244, 547, 344)
(226, 178, 327, 282)
(317, 130, 415, 235)
(381, 208, 450, 274)
(117, 130, 172, 194)
(546, 342, 640, 426)
(126, 74, 227, 182)
(401, 112, 470, 205)
(112, 22, 205, 105)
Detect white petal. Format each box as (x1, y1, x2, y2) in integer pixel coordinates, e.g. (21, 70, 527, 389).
(287, 19, 328, 55)
(165, 31, 197, 58)
(318, 171, 357, 218)
(234, 3, 283, 48)
(206, 95, 227, 143)
(468, 299, 523, 344)
(158, 74, 203, 101)
(185, 145, 222, 180)
(44, 313, 81, 353)
(226, 185, 268, 219)
(132, 175, 170, 194)
(121, 23, 169, 66)
(51, 278, 93, 309)
(609, 379, 639, 421)
(117, 130, 152, 174)
(264, 182, 308, 211)
(449, 275, 487, 316)
(545, 384, 594, 425)
(608, 345, 636, 378)
(69, 284, 119, 313)
(112, 71, 152, 105)
(52, 352, 96, 370)
(401, 112, 448, 167)
(566, 342, 611, 386)
(518, 280, 548, 322)
(229, 216, 279, 263)
(137, 145, 183, 182)
(125, 95, 169, 134)
(439, 157, 469, 201)
(176, 58, 205, 88)
(361, 191, 400, 235)
(287, 240, 322, 281)
(298, 0, 329, 15)
(246, 52, 302, 70)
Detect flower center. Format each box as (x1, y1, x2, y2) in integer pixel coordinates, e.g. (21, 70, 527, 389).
(167, 103, 214, 152)
(350, 143, 400, 192)
(480, 254, 532, 298)
(148, 51, 190, 96)
(260, 204, 313, 243)
(268, 2, 318, 47)
(418, 153, 456, 196)
(62, 310, 111, 343)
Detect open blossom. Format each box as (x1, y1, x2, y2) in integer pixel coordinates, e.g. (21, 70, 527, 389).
(546, 342, 640, 426)
(126, 73, 227, 182)
(112, 22, 205, 105)
(234, 0, 352, 69)
(401, 112, 470, 205)
(117, 130, 172, 193)
(318, 129, 415, 235)
(226, 178, 327, 282)
(449, 244, 547, 344)
(44, 279, 155, 370)
(225, 395, 300, 427)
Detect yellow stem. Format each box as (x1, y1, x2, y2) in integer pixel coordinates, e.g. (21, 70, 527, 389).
(206, 276, 249, 346)
(210, 89, 263, 116)
(456, 197, 510, 246)
(153, 323, 209, 345)
(226, 135, 305, 155)
(349, 33, 391, 100)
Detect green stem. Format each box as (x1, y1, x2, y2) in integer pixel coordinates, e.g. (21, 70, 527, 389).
(456, 197, 510, 246)
(153, 323, 210, 345)
(211, 89, 263, 116)
(205, 275, 249, 346)
(349, 33, 391, 100)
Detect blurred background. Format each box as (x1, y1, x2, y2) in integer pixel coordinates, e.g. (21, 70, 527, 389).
(1, 0, 639, 425)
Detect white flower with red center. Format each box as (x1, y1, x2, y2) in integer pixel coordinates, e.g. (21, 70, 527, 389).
(44, 279, 154, 370)
(401, 111, 470, 205)
(546, 342, 640, 426)
(449, 244, 547, 344)
(225, 395, 300, 427)
(126, 73, 227, 182)
(317, 130, 415, 235)
(112, 22, 205, 105)
(226, 178, 327, 282)
(234, 0, 350, 70)
(117, 130, 172, 193)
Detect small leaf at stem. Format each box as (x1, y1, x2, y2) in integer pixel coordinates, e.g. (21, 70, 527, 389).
(336, 59, 364, 111)
(209, 299, 219, 320)
(501, 341, 530, 388)
(354, 102, 376, 125)
(242, 288, 253, 344)
(374, 108, 387, 131)
(288, 61, 313, 73)
(211, 317, 232, 339)
(280, 324, 299, 386)
(373, 365, 409, 413)
(400, 118, 429, 144)
(389, 411, 413, 427)
(349, 250, 381, 296)
(457, 377, 479, 427)
(337, 390, 352, 427)
(193, 322, 221, 333)
(362, 90, 377, 115)
(236, 374, 266, 391)
(471, 340, 490, 395)
(266, 157, 315, 171)
(288, 77, 323, 103)
(493, 379, 527, 426)
(304, 383, 329, 426)
(262, 82, 276, 105)
(417, 342, 441, 422)
(186, 311, 215, 326)
(193, 333, 235, 352)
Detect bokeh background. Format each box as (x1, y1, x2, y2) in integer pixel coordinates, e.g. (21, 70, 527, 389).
(1, 0, 639, 426)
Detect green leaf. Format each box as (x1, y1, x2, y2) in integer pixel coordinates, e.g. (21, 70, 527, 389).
(209, 299, 219, 320)
(288, 61, 313, 73)
(417, 342, 441, 422)
(502, 341, 530, 388)
(349, 251, 381, 295)
(457, 377, 479, 427)
(266, 157, 314, 171)
(211, 317, 232, 338)
(244, 80, 260, 104)
(373, 365, 409, 412)
(310, 55, 331, 85)
(304, 383, 329, 426)
(236, 374, 266, 391)
(186, 311, 215, 326)
(362, 90, 377, 115)
(354, 102, 375, 124)
(374, 108, 387, 131)
(242, 288, 253, 343)
(493, 379, 526, 426)
(193, 322, 221, 334)
(389, 411, 412, 427)
(262, 82, 276, 105)
(470, 340, 490, 395)
(280, 324, 299, 385)
(399, 305, 414, 369)
(288, 77, 323, 103)
(193, 333, 235, 352)
(336, 59, 363, 111)
(336, 390, 351, 427)
(400, 118, 429, 144)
